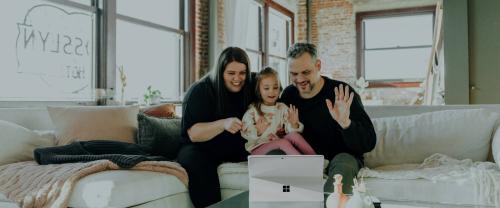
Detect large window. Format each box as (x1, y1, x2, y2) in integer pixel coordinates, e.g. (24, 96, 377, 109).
(267, 7, 292, 87)
(0, 0, 188, 104)
(244, 0, 294, 87)
(0, 0, 96, 101)
(246, 1, 263, 73)
(116, 0, 185, 103)
(356, 7, 435, 86)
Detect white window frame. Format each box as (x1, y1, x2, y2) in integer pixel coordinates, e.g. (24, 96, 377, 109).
(356, 6, 435, 88)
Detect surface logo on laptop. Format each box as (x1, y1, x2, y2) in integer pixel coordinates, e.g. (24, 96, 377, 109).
(282, 185, 290, 192)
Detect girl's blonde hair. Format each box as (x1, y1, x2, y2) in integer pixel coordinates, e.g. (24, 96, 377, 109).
(253, 67, 281, 116)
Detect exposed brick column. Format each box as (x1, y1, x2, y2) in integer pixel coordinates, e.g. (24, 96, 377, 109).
(217, 0, 225, 50)
(297, 0, 308, 42)
(195, 0, 209, 80)
(297, 0, 356, 82)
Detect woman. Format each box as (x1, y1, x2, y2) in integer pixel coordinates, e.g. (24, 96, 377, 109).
(177, 47, 255, 208)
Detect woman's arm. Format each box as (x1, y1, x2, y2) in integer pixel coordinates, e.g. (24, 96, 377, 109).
(187, 119, 225, 142)
(187, 117, 243, 142)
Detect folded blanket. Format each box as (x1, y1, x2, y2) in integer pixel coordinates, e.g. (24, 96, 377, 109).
(0, 160, 188, 208)
(358, 153, 500, 206)
(34, 140, 166, 168)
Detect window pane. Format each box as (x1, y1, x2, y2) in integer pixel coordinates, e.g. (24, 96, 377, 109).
(247, 51, 261, 72)
(364, 13, 433, 49)
(117, 0, 179, 29)
(246, 2, 260, 51)
(116, 20, 181, 102)
(0, 1, 95, 101)
(364, 47, 431, 81)
(269, 57, 288, 87)
(268, 8, 290, 57)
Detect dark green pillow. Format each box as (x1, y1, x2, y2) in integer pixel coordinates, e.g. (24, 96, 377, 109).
(137, 113, 182, 160)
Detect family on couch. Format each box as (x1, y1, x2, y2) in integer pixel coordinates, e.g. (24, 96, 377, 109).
(178, 43, 376, 208)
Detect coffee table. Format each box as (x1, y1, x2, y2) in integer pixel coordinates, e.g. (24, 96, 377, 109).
(207, 191, 493, 208)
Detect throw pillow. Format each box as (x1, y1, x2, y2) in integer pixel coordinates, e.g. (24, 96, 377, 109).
(47, 105, 139, 145)
(493, 125, 500, 167)
(364, 109, 499, 168)
(0, 120, 55, 166)
(142, 103, 176, 118)
(137, 113, 182, 160)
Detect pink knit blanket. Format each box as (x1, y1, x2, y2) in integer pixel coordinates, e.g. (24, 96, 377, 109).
(0, 160, 188, 208)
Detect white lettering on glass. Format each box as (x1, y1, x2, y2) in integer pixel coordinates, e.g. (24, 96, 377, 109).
(15, 4, 93, 95)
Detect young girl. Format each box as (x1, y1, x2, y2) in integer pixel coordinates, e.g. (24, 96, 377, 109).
(241, 67, 316, 155)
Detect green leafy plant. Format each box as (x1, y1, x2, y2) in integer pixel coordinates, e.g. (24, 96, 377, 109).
(143, 85, 162, 105)
(118, 66, 127, 105)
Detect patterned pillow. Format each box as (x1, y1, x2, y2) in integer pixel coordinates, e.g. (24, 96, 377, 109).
(137, 113, 182, 160)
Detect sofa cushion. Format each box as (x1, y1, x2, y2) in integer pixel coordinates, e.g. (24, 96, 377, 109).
(365, 109, 499, 168)
(0, 193, 18, 208)
(48, 106, 139, 145)
(0, 120, 55, 166)
(214, 162, 250, 200)
(365, 177, 487, 206)
(218, 162, 249, 191)
(69, 170, 187, 208)
(137, 114, 182, 160)
(493, 125, 500, 168)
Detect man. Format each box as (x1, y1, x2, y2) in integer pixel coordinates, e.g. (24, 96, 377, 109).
(280, 43, 376, 194)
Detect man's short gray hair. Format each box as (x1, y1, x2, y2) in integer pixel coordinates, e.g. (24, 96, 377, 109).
(287, 43, 317, 60)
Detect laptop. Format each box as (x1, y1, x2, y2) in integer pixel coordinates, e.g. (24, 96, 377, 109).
(248, 155, 324, 208)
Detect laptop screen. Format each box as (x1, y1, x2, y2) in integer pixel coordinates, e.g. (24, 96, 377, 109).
(248, 155, 324, 203)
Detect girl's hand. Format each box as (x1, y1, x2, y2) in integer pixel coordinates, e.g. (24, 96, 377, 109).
(224, 117, 243, 134)
(287, 104, 300, 129)
(268, 134, 279, 141)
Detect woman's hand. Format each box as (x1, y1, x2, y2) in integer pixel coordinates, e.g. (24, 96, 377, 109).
(224, 117, 243, 134)
(287, 104, 300, 129)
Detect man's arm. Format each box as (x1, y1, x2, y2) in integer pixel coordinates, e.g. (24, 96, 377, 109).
(340, 92, 376, 154)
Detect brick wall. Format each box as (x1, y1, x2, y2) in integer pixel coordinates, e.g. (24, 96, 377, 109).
(297, 0, 308, 42)
(217, 0, 225, 50)
(294, 0, 435, 105)
(194, 0, 225, 79)
(195, 0, 209, 80)
(297, 0, 356, 82)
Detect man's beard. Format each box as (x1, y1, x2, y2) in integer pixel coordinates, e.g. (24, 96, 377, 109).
(296, 81, 314, 94)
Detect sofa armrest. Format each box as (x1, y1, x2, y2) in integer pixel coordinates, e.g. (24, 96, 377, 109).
(492, 124, 500, 165)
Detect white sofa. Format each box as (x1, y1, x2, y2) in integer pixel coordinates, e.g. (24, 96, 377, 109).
(1, 105, 499, 207)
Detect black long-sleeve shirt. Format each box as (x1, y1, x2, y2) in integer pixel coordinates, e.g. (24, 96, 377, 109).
(280, 76, 376, 161)
(181, 77, 246, 151)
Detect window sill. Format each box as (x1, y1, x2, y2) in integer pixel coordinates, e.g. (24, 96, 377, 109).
(367, 81, 422, 88)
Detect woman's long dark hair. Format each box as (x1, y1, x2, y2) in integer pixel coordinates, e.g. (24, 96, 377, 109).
(208, 47, 253, 118)
(253, 67, 280, 116)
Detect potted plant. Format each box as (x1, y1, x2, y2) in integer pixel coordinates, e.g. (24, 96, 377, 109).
(117, 66, 127, 105)
(143, 86, 162, 105)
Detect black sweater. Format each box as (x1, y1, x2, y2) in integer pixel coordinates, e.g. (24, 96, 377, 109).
(180, 77, 248, 156)
(34, 140, 166, 168)
(280, 76, 376, 161)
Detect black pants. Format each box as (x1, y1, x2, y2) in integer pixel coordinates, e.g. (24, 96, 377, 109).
(177, 144, 248, 208)
(324, 153, 363, 195)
